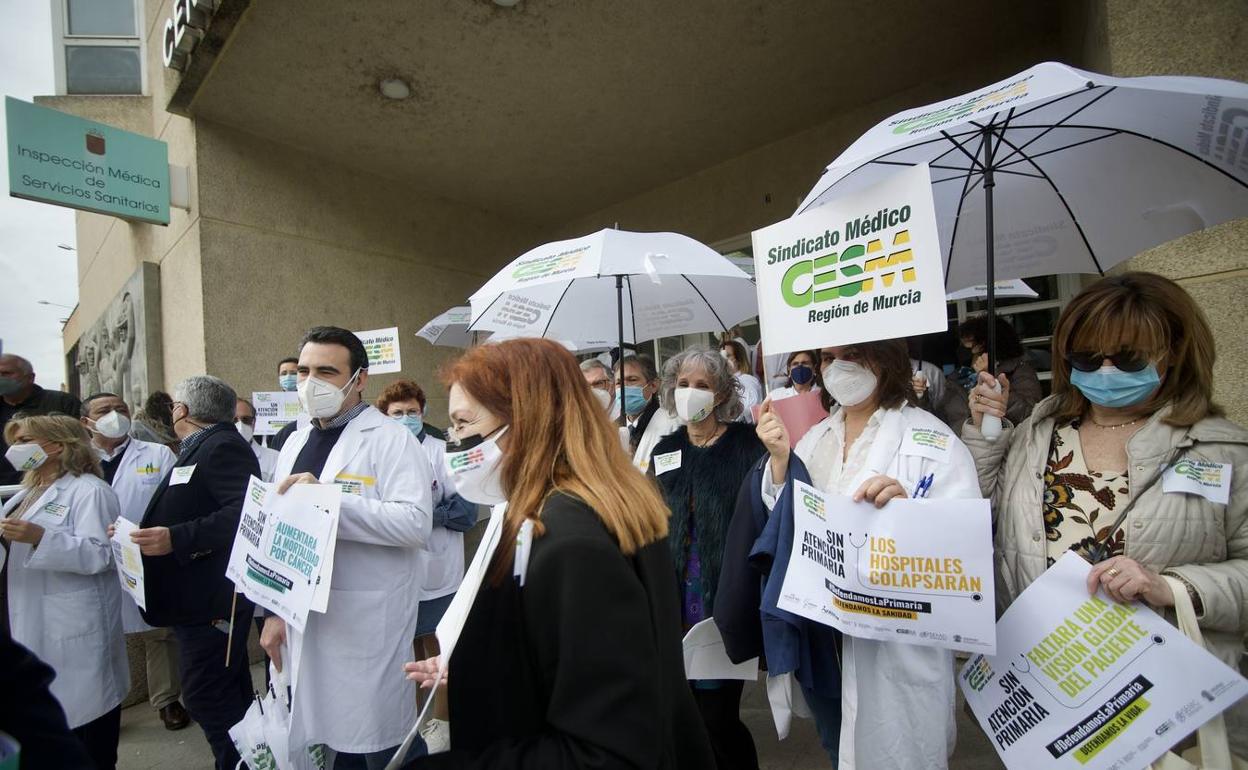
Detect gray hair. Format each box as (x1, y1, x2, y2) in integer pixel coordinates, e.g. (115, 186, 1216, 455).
(173, 375, 237, 424)
(579, 359, 611, 378)
(660, 346, 742, 422)
(0, 354, 33, 376)
(615, 354, 658, 384)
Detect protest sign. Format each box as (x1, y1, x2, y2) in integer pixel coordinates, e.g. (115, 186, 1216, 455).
(226, 477, 340, 632)
(751, 389, 828, 447)
(354, 327, 402, 374)
(751, 163, 947, 354)
(960, 553, 1247, 770)
(778, 480, 995, 653)
(252, 391, 303, 436)
(110, 517, 146, 610)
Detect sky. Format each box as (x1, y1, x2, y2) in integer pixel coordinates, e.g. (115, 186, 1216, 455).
(0, 0, 79, 389)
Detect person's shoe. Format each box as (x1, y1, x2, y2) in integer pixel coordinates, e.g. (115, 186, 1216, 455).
(159, 702, 191, 731)
(419, 718, 451, 754)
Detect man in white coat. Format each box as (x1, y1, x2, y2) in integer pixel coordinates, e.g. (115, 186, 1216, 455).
(260, 326, 433, 769)
(80, 393, 190, 731)
(234, 398, 281, 482)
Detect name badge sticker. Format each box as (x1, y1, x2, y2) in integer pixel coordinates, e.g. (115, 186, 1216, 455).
(36, 502, 69, 522)
(652, 450, 682, 476)
(170, 465, 197, 486)
(334, 474, 375, 497)
(1162, 459, 1232, 504)
(901, 427, 952, 463)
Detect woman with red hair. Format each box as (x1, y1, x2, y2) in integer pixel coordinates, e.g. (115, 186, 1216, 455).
(401, 338, 713, 769)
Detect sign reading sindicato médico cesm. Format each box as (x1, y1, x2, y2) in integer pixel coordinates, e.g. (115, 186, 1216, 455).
(750, 163, 946, 355)
(5, 97, 170, 225)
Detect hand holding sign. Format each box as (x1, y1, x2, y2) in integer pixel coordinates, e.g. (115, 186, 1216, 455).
(755, 399, 791, 481)
(1087, 556, 1175, 607)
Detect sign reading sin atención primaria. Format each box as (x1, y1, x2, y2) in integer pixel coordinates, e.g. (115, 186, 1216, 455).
(5, 97, 170, 226)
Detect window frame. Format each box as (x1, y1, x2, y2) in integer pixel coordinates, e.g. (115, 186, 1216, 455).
(51, 0, 147, 96)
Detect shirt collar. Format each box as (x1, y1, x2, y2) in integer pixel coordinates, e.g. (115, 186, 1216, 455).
(318, 400, 369, 431)
(97, 437, 131, 462)
(179, 423, 221, 454)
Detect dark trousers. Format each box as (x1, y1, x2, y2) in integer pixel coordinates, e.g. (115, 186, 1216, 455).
(801, 685, 842, 766)
(690, 680, 759, 770)
(173, 598, 256, 770)
(72, 705, 121, 770)
(333, 739, 426, 770)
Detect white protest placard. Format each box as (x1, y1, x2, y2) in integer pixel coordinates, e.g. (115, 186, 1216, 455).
(355, 326, 402, 374)
(226, 476, 340, 632)
(959, 553, 1247, 770)
(110, 517, 146, 610)
(778, 480, 995, 653)
(683, 619, 759, 681)
(251, 391, 303, 436)
(751, 163, 947, 355)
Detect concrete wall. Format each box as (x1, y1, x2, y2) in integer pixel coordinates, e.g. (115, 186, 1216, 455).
(193, 121, 545, 422)
(54, 0, 207, 394)
(1093, 0, 1248, 425)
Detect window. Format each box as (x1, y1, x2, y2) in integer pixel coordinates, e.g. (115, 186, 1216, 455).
(52, 0, 144, 95)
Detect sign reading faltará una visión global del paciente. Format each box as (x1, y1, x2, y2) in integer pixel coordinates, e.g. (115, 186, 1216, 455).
(5, 97, 170, 225)
(751, 162, 947, 355)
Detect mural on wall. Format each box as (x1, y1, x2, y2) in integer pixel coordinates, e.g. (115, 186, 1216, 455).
(72, 263, 162, 407)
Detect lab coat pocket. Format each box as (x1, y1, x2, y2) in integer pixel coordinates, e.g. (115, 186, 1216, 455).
(327, 588, 388, 659)
(44, 588, 101, 641)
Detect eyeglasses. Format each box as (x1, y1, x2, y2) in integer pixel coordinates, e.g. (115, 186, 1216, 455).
(1065, 350, 1151, 373)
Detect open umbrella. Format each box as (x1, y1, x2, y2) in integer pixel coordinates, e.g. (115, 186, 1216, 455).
(797, 61, 1248, 370)
(415, 306, 475, 348)
(946, 278, 1038, 302)
(468, 228, 757, 423)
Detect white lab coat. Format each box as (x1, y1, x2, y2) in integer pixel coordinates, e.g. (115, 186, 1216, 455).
(769, 384, 822, 402)
(417, 433, 465, 600)
(3, 473, 129, 728)
(101, 438, 176, 633)
(631, 407, 678, 473)
(734, 372, 765, 423)
(770, 405, 981, 770)
(250, 440, 281, 483)
(273, 405, 433, 755)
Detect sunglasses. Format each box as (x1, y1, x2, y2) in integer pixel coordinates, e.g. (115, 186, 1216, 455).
(1065, 350, 1151, 373)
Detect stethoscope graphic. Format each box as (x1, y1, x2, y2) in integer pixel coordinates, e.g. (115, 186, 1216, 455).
(1009, 633, 1165, 709)
(842, 531, 985, 605)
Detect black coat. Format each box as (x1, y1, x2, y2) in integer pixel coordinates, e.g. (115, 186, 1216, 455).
(408, 493, 714, 770)
(139, 423, 260, 627)
(0, 637, 93, 769)
(650, 422, 766, 618)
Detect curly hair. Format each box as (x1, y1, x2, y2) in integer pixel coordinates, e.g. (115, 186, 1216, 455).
(660, 347, 743, 423)
(375, 379, 427, 414)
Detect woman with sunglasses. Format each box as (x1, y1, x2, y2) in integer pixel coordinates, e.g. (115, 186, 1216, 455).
(401, 338, 714, 769)
(966, 272, 1247, 754)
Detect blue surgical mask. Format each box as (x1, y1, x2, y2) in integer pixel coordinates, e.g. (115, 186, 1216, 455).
(790, 365, 814, 386)
(616, 386, 649, 416)
(278, 373, 298, 392)
(394, 414, 424, 437)
(1070, 364, 1161, 408)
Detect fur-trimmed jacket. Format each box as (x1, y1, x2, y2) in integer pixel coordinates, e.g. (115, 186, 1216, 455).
(650, 422, 766, 616)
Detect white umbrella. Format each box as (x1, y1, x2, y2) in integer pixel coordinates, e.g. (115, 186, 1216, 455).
(415, 306, 475, 348)
(946, 279, 1038, 302)
(469, 226, 756, 354)
(797, 61, 1248, 368)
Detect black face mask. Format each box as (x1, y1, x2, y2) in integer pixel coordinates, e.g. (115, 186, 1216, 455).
(955, 346, 975, 367)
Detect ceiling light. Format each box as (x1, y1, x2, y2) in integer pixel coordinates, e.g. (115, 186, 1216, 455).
(379, 78, 411, 100)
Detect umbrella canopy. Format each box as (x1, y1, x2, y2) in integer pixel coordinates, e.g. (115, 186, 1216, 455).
(798, 61, 1248, 293)
(946, 279, 1039, 302)
(467, 228, 757, 345)
(415, 306, 475, 348)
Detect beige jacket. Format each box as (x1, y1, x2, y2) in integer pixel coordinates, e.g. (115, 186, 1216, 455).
(964, 396, 1248, 750)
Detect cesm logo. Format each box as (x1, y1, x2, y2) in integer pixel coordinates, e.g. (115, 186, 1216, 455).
(162, 0, 218, 70)
(448, 448, 485, 472)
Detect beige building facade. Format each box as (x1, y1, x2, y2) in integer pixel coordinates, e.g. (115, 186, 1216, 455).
(43, 0, 1248, 424)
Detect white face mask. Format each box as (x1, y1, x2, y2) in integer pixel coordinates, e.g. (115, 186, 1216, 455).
(236, 421, 255, 442)
(591, 388, 613, 411)
(823, 359, 878, 407)
(297, 369, 361, 419)
(90, 410, 131, 439)
(5, 442, 48, 472)
(674, 387, 716, 424)
(443, 426, 509, 506)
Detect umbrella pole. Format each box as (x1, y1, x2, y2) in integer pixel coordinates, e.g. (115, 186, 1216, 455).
(616, 274, 626, 427)
(981, 126, 997, 375)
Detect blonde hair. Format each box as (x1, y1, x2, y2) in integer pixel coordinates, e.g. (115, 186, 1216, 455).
(4, 414, 103, 487)
(1050, 272, 1221, 427)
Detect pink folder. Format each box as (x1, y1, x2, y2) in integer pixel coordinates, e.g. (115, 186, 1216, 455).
(751, 389, 829, 447)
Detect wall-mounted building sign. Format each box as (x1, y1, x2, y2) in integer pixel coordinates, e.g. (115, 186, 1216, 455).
(163, 0, 218, 70)
(5, 97, 170, 226)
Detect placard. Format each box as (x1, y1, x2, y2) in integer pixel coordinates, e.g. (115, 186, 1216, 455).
(252, 391, 303, 436)
(354, 327, 402, 374)
(960, 553, 1247, 770)
(751, 163, 946, 354)
(110, 517, 146, 610)
(778, 480, 995, 653)
(225, 477, 340, 632)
